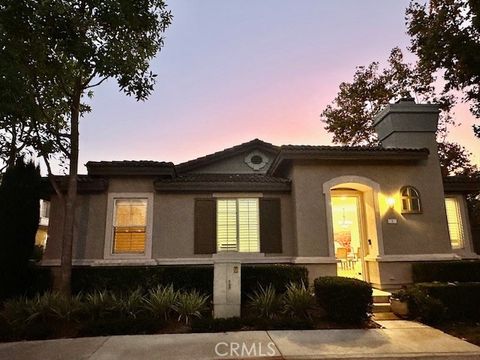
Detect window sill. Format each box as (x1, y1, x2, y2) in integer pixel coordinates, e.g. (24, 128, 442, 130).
(212, 252, 265, 261)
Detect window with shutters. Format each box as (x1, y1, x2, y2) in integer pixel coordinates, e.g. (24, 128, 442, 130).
(104, 193, 153, 259)
(216, 198, 260, 252)
(445, 197, 465, 249)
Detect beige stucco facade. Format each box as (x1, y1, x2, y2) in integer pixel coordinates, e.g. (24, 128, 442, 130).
(42, 101, 479, 288)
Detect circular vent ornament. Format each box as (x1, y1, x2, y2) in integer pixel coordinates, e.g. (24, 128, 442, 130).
(245, 151, 269, 170)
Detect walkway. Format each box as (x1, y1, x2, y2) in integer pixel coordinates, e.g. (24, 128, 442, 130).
(1, 321, 479, 360)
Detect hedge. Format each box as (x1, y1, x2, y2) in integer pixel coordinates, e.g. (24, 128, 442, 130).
(412, 261, 480, 283)
(314, 276, 372, 324)
(25, 264, 308, 297)
(417, 282, 480, 320)
(241, 265, 308, 300)
(71, 266, 213, 294)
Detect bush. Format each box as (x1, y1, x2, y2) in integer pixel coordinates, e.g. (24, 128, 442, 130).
(283, 281, 314, 319)
(247, 284, 282, 319)
(242, 265, 308, 300)
(78, 316, 159, 337)
(144, 284, 178, 320)
(416, 282, 480, 320)
(412, 261, 480, 283)
(173, 290, 209, 324)
(70, 266, 213, 295)
(314, 276, 372, 324)
(392, 286, 446, 324)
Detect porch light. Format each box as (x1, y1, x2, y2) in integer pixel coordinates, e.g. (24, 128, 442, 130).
(387, 197, 395, 209)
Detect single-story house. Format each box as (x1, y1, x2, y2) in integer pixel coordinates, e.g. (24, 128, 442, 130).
(41, 99, 480, 289)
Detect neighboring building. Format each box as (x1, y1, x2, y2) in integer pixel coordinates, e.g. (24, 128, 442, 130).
(35, 199, 50, 248)
(41, 100, 480, 289)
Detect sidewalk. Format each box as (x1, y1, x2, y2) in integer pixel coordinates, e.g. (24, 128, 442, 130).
(1, 321, 479, 360)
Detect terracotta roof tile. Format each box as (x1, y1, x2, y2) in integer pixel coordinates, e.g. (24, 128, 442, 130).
(157, 173, 290, 184)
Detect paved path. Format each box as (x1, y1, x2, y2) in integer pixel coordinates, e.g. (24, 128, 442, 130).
(1, 321, 479, 360)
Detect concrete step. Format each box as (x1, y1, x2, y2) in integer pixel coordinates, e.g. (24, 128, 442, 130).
(373, 295, 390, 303)
(373, 302, 391, 313)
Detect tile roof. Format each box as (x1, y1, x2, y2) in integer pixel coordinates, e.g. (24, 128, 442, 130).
(443, 175, 480, 192)
(86, 160, 175, 176)
(86, 160, 173, 168)
(157, 173, 290, 184)
(279, 145, 429, 153)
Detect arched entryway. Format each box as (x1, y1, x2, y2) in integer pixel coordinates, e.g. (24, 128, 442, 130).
(323, 176, 384, 282)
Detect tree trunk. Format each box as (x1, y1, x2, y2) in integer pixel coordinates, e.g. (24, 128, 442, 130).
(55, 80, 81, 295)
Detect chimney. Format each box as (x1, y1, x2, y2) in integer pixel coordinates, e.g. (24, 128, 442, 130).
(373, 98, 440, 152)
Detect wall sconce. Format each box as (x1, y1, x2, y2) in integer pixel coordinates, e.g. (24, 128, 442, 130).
(387, 197, 395, 209)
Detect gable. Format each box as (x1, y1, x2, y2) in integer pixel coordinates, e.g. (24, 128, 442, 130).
(177, 139, 279, 175)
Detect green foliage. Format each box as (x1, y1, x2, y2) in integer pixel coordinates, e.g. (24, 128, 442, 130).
(173, 291, 209, 325)
(314, 276, 372, 324)
(118, 288, 146, 319)
(71, 266, 213, 294)
(407, 0, 480, 126)
(392, 286, 446, 324)
(247, 284, 282, 320)
(242, 265, 309, 300)
(0, 158, 41, 300)
(320, 46, 477, 176)
(412, 261, 480, 283)
(82, 290, 121, 320)
(417, 282, 480, 320)
(283, 281, 314, 319)
(144, 284, 178, 320)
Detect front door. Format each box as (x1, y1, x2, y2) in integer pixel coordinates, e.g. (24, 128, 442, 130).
(331, 192, 366, 280)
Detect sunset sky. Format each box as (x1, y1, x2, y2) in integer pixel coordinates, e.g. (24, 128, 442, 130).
(77, 0, 479, 174)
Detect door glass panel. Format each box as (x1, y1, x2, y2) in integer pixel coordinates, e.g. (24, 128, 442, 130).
(332, 195, 363, 280)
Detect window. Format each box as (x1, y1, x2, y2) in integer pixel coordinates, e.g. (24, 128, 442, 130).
(112, 199, 147, 254)
(217, 198, 260, 252)
(445, 197, 464, 249)
(401, 186, 422, 213)
(104, 193, 153, 259)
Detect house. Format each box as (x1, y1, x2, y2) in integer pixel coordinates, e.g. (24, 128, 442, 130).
(41, 99, 480, 290)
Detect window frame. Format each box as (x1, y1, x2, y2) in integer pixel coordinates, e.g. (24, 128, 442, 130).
(400, 186, 422, 214)
(104, 192, 154, 260)
(215, 197, 260, 253)
(444, 195, 466, 250)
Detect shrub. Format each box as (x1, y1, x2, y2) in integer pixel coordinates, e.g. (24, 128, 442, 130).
(412, 261, 480, 283)
(70, 266, 213, 295)
(144, 284, 178, 320)
(78, 316, 159, 337)
(314, 276, 372, 324)
(118, 288, 146, 319)
(242, 265, 308, 300)
(82, 290, 121, 320)
(283, 281, 314, 319)
(392, 286, 446, 324)
(416, 282, 480, 320)
(173, 290, 209, 324)
(1, 292, 83, 339)
(247, 284, 282, 319)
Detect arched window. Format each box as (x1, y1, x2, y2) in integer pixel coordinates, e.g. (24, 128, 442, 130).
(401, 186, 422, 213)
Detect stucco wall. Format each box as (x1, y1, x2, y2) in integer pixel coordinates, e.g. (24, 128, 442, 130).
(44, 176, 295, 261)
(290, 159, 452, 258)
(189, 151, 275, 174)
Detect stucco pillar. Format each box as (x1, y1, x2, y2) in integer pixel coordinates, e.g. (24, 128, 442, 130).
(213, 254, 241, 318)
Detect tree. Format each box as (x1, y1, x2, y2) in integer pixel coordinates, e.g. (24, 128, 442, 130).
(321, 48, 476, 175)
(0, 1, 172, 294)
(406, 0, 480, 138)
(0, 158, 41, 300)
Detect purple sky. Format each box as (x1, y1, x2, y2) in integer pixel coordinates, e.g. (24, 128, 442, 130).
(75, 0, 479, 174)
